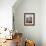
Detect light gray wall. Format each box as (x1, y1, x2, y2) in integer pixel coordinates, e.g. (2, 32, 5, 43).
(13, 0, 41, 46)
(41, 0, 46, 46)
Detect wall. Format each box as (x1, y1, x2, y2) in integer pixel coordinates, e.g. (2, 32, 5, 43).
(0, 0, 16, 30)
(13, 0, 41, 46)
(41, 0, 46, 46)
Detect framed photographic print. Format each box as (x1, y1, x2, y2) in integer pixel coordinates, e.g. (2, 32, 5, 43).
(24, 13, 35, 26)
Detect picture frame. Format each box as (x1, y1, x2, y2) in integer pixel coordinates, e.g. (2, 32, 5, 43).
(24, 13, 35, 26)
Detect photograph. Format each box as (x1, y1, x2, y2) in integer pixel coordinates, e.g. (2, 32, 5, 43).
(24, 13, 35, 26)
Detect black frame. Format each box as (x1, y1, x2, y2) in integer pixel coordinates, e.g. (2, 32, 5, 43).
(24, 13, 35, 26)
